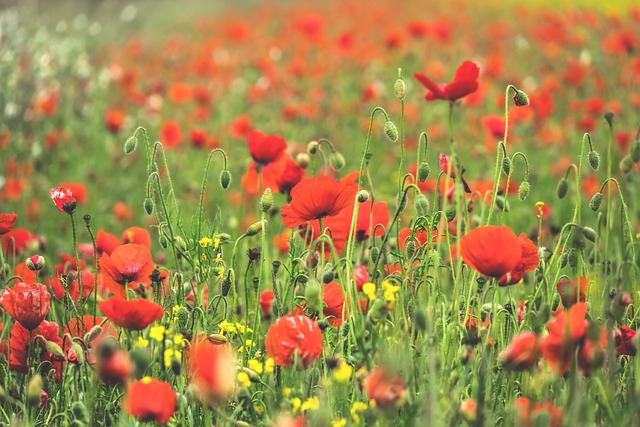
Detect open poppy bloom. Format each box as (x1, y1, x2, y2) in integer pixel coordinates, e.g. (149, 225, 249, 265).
(413, 60, 480, 102)
(6, 320, 64, 379)
(247, 130, 287, 165)
(556, 276, 589, 307)
(241, 152, 305, 195)
(514, 397, 563, 427)
(123, 377, 177, 424)
(188, 335, 237, 404)
(98, 244, 155, 298)
(0, 282, 50, 330)
(49, 186, 77, 214)
(281, 176, 357, 229)
(615, 326, 637, 356)
(363, 367, 407, 409)
(322, 282, 345, 327)
(121, 226, 152, 248)
(98, 297, 164, 330)
(0, 212, 18, 235)
(499, 332, 540, 371)
(97, 348, 132, 385)
(260, 290, 275, 316)
(265, 315, 323, 368)
(540, 303, 589, 375)
(96, 229, 121, 256)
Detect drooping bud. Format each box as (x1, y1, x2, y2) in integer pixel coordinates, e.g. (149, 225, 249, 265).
(556, 179, 568, 199)
(370, 247, 380, 263)
(512, 89, 530, 107)
(414, 194, 429, 216)
(417, 162, 430, 182)
(518, 181, 530, 201)
(176, 306, 189, 328)
(159, 234, 169, 249)
(631, 139, 640, 163)
(405, 240, 416, 259)
(501, 157, 512, 176)
(322, 269, 335, 284)
(70, 341, 85, 365)
(620, 154, 634, 174)
(394, 78, 407, 100)
(588, 151, 600, 171)
(604, 111, 614, 127)
(582, 226, 597, 243)
(174, 236, 188, 253)
(384, 121, 399, 143)
(445, 207, 457, 222)
(567, 248, 579, 268)
(307, 141, 318, 155)
(84, 325, 103, 344)
(27, 374, 43, 407)
(296, 153, 310, 168)
(329, 152, 346, 170)
(123, 135, 138, 155)
(412, 307, 427, 332)
(219, 170, 232, 189)
(143, 198, 154, 215)
(45, 340, 66, 359)
(495, 196, 509, 212)
(245, 221, 264, 237)
(26, 254, 45, 271)
(589, 192, 603, 212)
(357, 190, 369, 203)
(260, 188, 273, 213)
(221, 269, 234, 296)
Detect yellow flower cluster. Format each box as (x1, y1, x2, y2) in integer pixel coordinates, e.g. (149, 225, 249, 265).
(292, 396, 320, 414)
(142, 323, 186, 369)
(350, 401, 368, 424)
(332, 360, 353, 383)
(382, 280, 400, 309)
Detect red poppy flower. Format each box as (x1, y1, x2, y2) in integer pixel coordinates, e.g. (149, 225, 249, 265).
(265, 315, 323, 368)
(241, 153, 305, 196)
(113, 201, 133, 222)
(615, 326, 637, 356)
(97, 348, 132, 385)
(540, 303, 588, 375)
(96, 229, 121, 255)
(98, 297, 164, 330)
(159, 121, 183, 148)
(260, 290, 274, 316)
(281, 177, 357, 228)
(413, 60, 480, 102)
(98, 244, 155, 298)
(122, 226, 151, 247)
(50, 271, 94, 301)
(0, 212, 17, 235)
(0, 282, 50, 330)
(363, 367, 407, 409)
(355, 265, 368, 292)
(54, 253, 87, 276)
(323, 282, 345, 326)
(499, 332, 540, 371)
(247, 130, 287, 165)
(498, 233, 539, 286)
(58, 182, 87, 204)
(460, 226, 522, 279)
(514, 398, 563, 427)
(355, 200, 389, 241)
(556, 276, 589, 307)
(6, 320, 64, 377)
(105, 109, 125, 134)
(2, 228, 38, 257)
(188, 336, 236, 404)
(230, 115, 252, 139)
(50, 186, 77, 214)
(123, 378, 177, 424)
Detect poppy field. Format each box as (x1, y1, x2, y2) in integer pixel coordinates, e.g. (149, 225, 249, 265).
(1, 0, 640, 425)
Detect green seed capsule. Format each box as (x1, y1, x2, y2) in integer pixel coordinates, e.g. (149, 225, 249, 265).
(588, 151, 600, 171)
(556, 179, 568, 199)
(384, 121, 399, 143)
(143, 198, 154, 215)
(124, 135, 138, 155)
(518, 181, 530, 201)
(417, 161, 430, 182)
(220, 170, 232, 189)
(589, 192, 603, 211)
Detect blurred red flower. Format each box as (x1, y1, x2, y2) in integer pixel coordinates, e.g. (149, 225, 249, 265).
(247, 130, 287, 165)
(363, 367, 407, 409)
(49, 186, 77, 214)
(500, 332, 540, 371)
(96, 229, 121, 255)
(514, 397, 562, 427)
(414, 60, 479, 102)
(265, 315, 323, 368)
(5, 320, 63, 378)
(97, 348, 132, 385)
(322, 282, 345, 327)
(123, 378, 177, 424)
(98, 244, 155, 298)
(50, 271, 94, 302)
(556, 276, 589, 307)
(540, 303, 588, 375)
(98, 297, 163, 330)
(188, 336, 236, 404)
(0, 212, 17, 234)
(2, 228, 38, 257)
(260, 290, 274, 316)
(0, 282, 50, 330)
(281, 176, 357, 228)
(159, 121, 183, 148)
(122, 226, 152, 248)
(615, 326, 637, 356)
(105, 109, 125, 134)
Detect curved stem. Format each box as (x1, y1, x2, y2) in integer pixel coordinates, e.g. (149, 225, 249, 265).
(196, 149, 228, 240)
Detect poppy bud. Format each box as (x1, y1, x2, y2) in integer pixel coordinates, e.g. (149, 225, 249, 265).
(459, 398, 478, 422)
(533, 303, 550, 332)
(159, 235, 169, 248)
(84, 325, 103, 344)
(176, 306, 189, 328)
(588, 151, 600, 171)
(329, 152, 346, 170)
(417, 161, 430, 182)
(604, 111, 614, 127)
(357, 190, 370, 203)
(221, 270, 234, 296)
(27, 374, 43, 407)
(445, 207, 456, 222)
(512, 89, 530, 107)
(589, 192, 603, 211)
(307, 140, 319, 155)
(412, 307, 427, 332)
(502, 157, 512, 176)
(631, 139, 640, 163)
(71, 401, 90, 423)
(394, 78, 407, 100)
(620, 154, 634, 174)
(26, 254, 45, 271)
(556, 179, 568, 199)
(370, 247, 380, 263)
(414, 194, 429, 216)
(518, 181, 530, 201)
(260, 188, 273, 213)
(70, 341, 85, 365)
(143, 198, 154, 215)
(296, 153, 310, 168)
(567, 248, 579, 268)
(238, 366, 261, 383)
(124, 135, 138, 155)
(322, 269, 334, 284)
(174, 236, 187, 252)
(46, 340, 66, 359)
(208, 333, 229, 344)
(384, 121, 399, 143)
(245, 221, 264, 237)
(405, 240, 416, 259)
(494, 196, 508, 212)
(582, 226, 597, 243)
(219, 170, 232, 189)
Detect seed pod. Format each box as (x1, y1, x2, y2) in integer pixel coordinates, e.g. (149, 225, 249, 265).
(307, 140, 318, 155)
(159, 235, 169, 249)
(567, 248, 579, 268)
(357, 190, 369, 203)
(394, 78, 407, 100)
(588, 151, 600, 171)
(219, 170, 232, 189)
(589, 192, 603, 212)
(414, 194, 429, 216)
(620, 154, 634, 174)
(445, 207, 456, 222)
(631, 139, 640, 163)
(556, 179, 568, 199)
(124, 135, 138, 155)
(405, 240, 416, 259)
(260, 188, 273, 213)
(518, 181, 530, 201)
(512, 89, 530, 107)
(143, 198, 154, 215)
(245, 221, 264, 237)
(329, 152, 346, 170)
(384, 121, 399, 143)
(417, 162, 430, 182)
(582, 226, 597, 243)
(501, 157, 512, 176)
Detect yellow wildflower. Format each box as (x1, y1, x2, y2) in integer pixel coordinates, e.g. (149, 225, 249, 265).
(248, 359, 264, 374)
(237, 372, 251, 388)
(149, 325, 165, 342)
(282, 387, 291, 397)
(173, 333, 185, 347)
(362, 282, 376, 301)
(135, 336, 149, 348)
(140, 376, 152, 384)
(333, 360, 353, 383)
(300, 397, 320, 412)
(350, 401, 368, 424)
(265, 358, 275, 374)
(213, 237, 221, 250)
(332, 419, 347, 427)
(218, 320, 237, 334)
(291, 397, 302, 413)
(198, 237, 213, 247)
